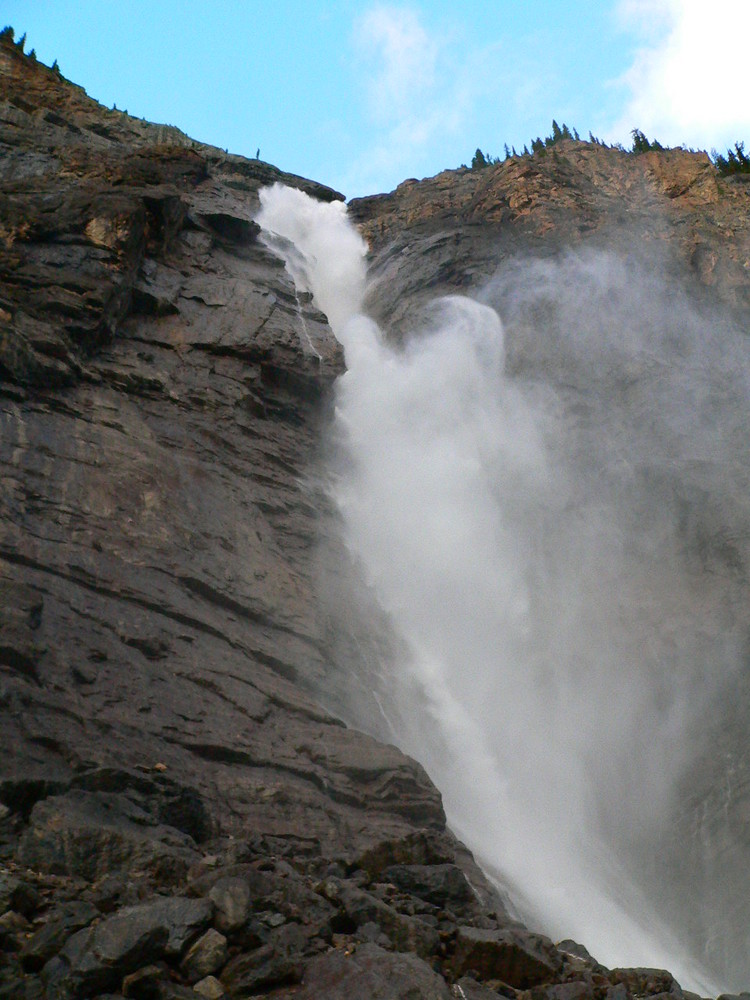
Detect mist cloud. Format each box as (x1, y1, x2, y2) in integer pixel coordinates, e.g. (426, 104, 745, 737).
(256, 184, 750, 994)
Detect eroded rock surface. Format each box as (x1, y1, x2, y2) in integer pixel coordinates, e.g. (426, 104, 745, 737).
(0, 31, 477, 998)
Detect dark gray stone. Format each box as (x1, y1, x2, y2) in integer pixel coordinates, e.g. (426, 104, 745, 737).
(454, 977, 511, 999)
(121, 963, 165, 998)
(21, 901, 99, 970)
(192, 976, 225, 1000)
(380, 863, 476, 909)
(46, 906, 169, 997)
(18, 789, 200, 883)
(36, 895, 209, 996)
(208, 877, 251, 934)
(609, 969, 682, 998)
(451, 926, 563, 989)
(134, 896, 214, 958)
(220, 921, 308, 994)
(319, 877, 439, 958)
(292, 942, 451, 999)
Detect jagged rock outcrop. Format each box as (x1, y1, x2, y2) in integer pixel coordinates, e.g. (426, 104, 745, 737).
(2, 30, 750, 1000)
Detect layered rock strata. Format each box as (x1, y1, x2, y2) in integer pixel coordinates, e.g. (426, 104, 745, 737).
(0, 31, 450, 859)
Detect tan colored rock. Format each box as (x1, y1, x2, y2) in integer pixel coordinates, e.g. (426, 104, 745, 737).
(181, 929, 228, 983)
(193, 975, 226, 999)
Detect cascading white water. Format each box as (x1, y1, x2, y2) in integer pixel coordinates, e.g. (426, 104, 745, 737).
(256, 183, 749, 995)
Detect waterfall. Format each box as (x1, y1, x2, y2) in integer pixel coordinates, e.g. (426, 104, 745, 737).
(256, 182, 750, 995)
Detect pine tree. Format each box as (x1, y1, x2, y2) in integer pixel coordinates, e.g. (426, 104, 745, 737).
(714, 141, 750, 175)
(472, 148, 488, 170)
(632, 128, 666, 152)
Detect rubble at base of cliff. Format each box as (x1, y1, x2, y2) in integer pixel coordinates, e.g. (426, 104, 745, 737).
(0, 783, 704, 1000)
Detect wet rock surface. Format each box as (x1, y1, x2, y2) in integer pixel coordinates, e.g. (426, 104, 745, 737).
(347, 127, 750, 993)
(2, 29, 750, 1000)
(0, 34, 460, 998)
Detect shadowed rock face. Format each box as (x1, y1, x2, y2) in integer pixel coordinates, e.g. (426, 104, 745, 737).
(3, 29, 750, 1000)
(0, 34, 445, 865)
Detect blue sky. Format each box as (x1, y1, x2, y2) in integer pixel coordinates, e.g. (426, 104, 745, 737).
(6, 1, 750, 198)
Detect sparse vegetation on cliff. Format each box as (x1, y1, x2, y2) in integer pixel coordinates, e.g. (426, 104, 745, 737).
(470, 120, 585, 169)
(471, 148, 499, 169)
(468, 120, 750, 183)
(1, 26, 63, 78)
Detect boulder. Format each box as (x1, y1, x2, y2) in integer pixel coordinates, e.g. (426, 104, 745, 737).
(121, 963, 166, 998)
(380, 863, 476, 909)
(319, 877, 439, 958)
(21, 901, 99, 970)
(0, 870, 39, 916)
(220, 921, 308, 993)
(193, 976, 226, 999)
(291, 942, 452, 999)
(608, 969, 682, 998)
(207, 877, 251, 934)
(450, 926, 563, 988)
(180, 929, 228, 983)
(45, 906, 170, 996)
(18, 788, 201, 884)
(38, 895, 211, 996)
(454, 976, 514, 999)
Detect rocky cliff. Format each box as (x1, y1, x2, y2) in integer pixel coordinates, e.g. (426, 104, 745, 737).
(2, 32, 750, 1000)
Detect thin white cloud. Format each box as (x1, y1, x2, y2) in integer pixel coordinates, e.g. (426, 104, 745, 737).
(339, 4, 560, 197)
(612, 0, 750, 148)
(356, 6, 441, 127)
(345, 5, 471, 194)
